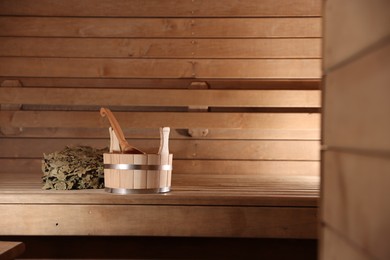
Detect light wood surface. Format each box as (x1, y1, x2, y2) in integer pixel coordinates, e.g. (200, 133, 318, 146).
(0, 0, 322, 17)
(0, 88, 321, 107)
(0, 204, 317, 238)
(322, 151, 390, 260)
(0, 17, 321, 38)
(321, 0, 390, 258)
(0, 58, 321, 79)
(321, 228, 372, 260)
(0, 111, 320, 130)
(0, 38, 321, 58)
(0, 125, 320, 140)
(324, 42, 390, 152)
(0, 0, 321, 240)
(0, 173, 319, 206)
(0, 172, 318, 238)
(0, 138, 320, 160)
(324, 0, 390, 70)
(0, 159, 320, 176)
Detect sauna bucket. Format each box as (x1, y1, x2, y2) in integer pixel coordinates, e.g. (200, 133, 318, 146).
(103, 153, 173, 194)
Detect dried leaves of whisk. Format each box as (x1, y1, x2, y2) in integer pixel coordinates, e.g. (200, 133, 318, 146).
(42, 146, 108, 190)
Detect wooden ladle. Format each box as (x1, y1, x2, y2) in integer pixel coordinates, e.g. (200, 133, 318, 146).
(100, 107, 144, 154)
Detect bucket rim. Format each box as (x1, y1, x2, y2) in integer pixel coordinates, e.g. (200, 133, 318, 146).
(105, 187, 170, 194)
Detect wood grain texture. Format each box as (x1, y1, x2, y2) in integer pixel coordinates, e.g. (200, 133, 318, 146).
(0, 77, 321, 90)
(0, 170, 319, 239)
(0, 204, 317, 238)
(0, 0, 322, 17)
(0, 0, 322, 241)
(322, 151, 390, 260)
(0, 17, 321, 38)
(0, 111, 320, 129)
(0, 88, 321, 107)
(0, 171, 319, 238)
(322, 1, 390, 258)
(0, 158, 320, 176)
(173, 160, 320, 176)
(0, 127, 320, 141)
(0, 38, 321, 59)
(0, 138, 320, 160)
(324, 0, 390, 70)
(323, 42, 390, 152)
(0, 57, 321, 79)
(0, 173, 319, 205)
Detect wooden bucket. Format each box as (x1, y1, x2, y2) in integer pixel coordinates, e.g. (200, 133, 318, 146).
(103, 153, 173, 194)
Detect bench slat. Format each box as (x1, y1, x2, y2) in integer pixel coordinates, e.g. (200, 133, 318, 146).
(0, 17, 321, 38)
(0, 0, 321, 17)
(0, 88, 321, 107)
(0, 38, 321, 59)
(0, 138, 320, 160)
(0, 111, 320, 129)
(0, 58, 321, 79)
(0, 159, 320, 176)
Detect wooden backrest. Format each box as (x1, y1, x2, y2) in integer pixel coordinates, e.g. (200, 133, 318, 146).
(0, 0, 321, 178)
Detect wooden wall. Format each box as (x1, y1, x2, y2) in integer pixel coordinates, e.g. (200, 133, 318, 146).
(321, 0, 390, 259)
(0, 0, 321, 181)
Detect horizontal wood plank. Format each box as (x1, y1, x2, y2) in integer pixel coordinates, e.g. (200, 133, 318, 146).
(0, 169, 319, 238)
(0, 187, 319, 206)
(173, 174, 319, 191)
(0, 38, 321, 59)
(324, 42, 390, 152)
(0, 127, 320, 140)
(324, 0, 390, 70)
(0, 172, 319, 205)
(0, 204, 317, 238)
(0, 88, 321, 107)
(0, 77, 321, 90)
(0, 57, 193, 78)
(191, 59, 321, 79)
(0, 17, 322, 38)
(322, 151, 390, 260)
(0, 57, 321, 79)
(0, 172, 319, 196)
(174, 160, 320, 176)
(0, 0, 322, 17)
(0, 158, 320, 176)
(0, 190, 319, 206)
(0, 111, 320, 130)
(0, 138, 320, 160)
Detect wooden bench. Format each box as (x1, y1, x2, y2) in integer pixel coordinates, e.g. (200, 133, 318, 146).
(0, 86, 320, 238)
(0, 0, 321, 257)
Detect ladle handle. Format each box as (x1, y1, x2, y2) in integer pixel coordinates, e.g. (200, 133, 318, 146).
(100, 107, 144, 154)
(158, 127, 170, 156)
